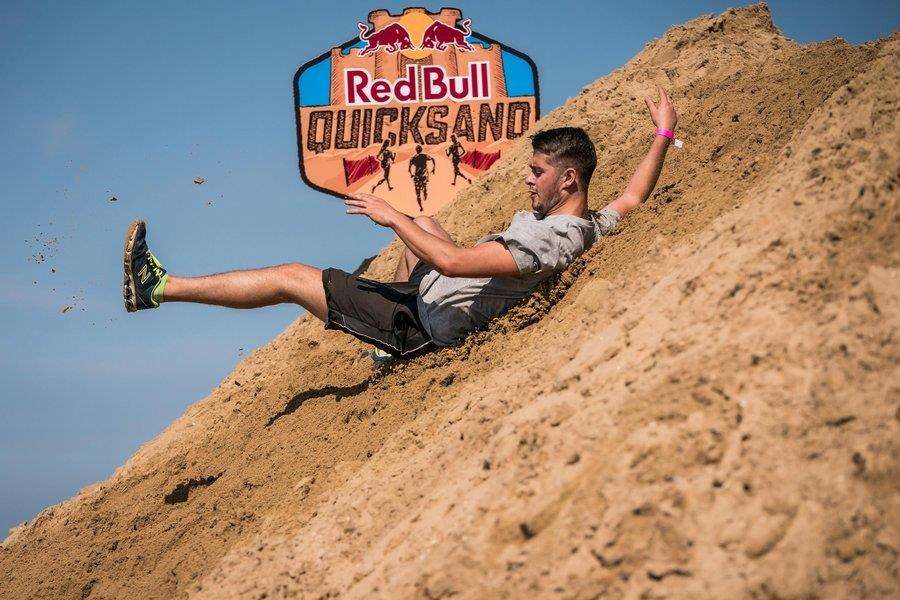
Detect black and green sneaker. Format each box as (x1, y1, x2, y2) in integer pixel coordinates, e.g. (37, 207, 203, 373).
(123, 220, 168, 312)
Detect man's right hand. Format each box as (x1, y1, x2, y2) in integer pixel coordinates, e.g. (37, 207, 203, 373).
(345, 192, 402, 228)
(644, 86, 678, 131)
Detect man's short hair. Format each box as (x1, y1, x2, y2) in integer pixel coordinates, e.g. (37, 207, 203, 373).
(530, 127, 597, 187)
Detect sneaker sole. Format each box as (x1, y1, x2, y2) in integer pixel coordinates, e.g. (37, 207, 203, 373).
(123, 220, 144, 313)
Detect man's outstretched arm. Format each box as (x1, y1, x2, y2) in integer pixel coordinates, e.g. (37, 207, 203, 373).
(606, 86, 678, 216)
(345, 193, 519, 278)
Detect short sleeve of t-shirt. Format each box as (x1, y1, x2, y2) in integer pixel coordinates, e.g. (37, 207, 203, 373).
(490, 213, 591, 276)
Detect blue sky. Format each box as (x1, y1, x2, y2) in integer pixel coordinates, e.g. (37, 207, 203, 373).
(1, 0, 896, 535)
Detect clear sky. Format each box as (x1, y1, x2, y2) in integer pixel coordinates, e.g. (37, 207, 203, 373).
(1, 0, 896, 535)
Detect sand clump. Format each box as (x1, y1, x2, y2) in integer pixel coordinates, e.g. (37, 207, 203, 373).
(1, 4, 897, 598)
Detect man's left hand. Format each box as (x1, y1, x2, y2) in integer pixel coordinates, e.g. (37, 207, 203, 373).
(345, 192, 401, 227)
(644, 85, 677, 131)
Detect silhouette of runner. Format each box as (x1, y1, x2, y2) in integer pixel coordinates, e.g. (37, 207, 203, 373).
(446, 135, 472, 186)
(371, 140, 395, 192)
(408, 145, 436, 212)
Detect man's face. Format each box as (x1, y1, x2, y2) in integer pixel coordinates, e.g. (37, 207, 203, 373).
(526, 151, 564, 215)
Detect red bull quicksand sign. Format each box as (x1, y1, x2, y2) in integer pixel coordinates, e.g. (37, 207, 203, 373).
(294, 7, 540, 216)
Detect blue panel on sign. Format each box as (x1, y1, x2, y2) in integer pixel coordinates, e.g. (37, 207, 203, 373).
(298, 57, 331, 107)
(502, 49, 534, 97)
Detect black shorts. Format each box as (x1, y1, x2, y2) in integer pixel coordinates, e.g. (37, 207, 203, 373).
(322, 260, 437, 358)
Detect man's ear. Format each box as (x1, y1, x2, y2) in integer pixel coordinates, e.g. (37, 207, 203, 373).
(562, 166, 579, 190)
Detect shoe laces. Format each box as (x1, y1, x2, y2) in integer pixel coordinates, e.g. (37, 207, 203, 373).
(146, 251, 165, 279)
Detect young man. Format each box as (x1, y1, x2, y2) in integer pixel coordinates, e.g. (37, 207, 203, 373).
(124, 87, 678, 358)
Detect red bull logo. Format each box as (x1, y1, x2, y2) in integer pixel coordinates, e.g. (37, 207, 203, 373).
(356, 22, 414, 56)
(294, 7, 539, 216)
(421, 18, 474, 52)
(356, 18, 476, 56)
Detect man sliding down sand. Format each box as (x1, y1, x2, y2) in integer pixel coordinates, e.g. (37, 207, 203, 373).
(123, 87, 678, 359)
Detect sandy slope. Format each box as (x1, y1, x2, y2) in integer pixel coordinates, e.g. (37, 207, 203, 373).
(2, 4, 897, 598)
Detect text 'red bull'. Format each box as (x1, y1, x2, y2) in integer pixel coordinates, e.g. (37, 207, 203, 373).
(344, 62, 491, 105)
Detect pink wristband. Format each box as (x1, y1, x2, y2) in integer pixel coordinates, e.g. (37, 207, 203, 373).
(656, 128, 674, 139)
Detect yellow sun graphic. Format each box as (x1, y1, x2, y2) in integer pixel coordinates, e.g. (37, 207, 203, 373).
(397, 10, 435, 60)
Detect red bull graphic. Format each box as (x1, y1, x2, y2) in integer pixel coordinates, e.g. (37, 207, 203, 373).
(356, 22, 414, 56)
(421, 18, 474, 52)
(294, 7, 539, 217)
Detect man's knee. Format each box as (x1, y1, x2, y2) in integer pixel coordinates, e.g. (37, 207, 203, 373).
(281, 262, 304, 274)
(280, 262, 319, 284)
(274, 262, 327, 318)
(402, 245, 417, 265)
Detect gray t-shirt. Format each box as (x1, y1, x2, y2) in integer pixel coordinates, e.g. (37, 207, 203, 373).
(416, 208, 620, 346)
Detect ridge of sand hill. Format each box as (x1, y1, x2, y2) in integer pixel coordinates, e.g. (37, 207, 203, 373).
(2, 3, 897, 598)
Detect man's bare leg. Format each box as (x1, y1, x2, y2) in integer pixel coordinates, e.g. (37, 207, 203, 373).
(392, 216, 455, 282)
(124, 220, 328, 320)
(163, 262, 329, 322)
